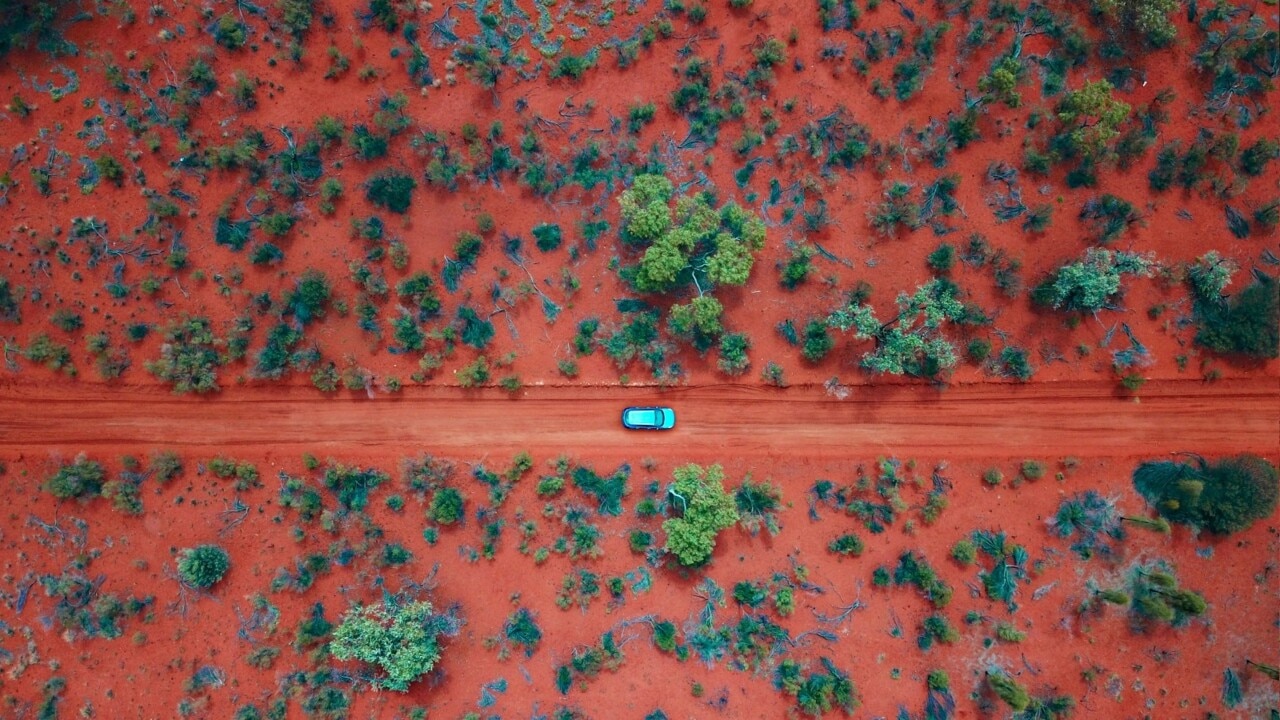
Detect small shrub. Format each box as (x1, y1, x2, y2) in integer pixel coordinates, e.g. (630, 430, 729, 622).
(532, 223, 563, 252)
(828, 533, 864, 556)
(801, 319, 833, 362)
(43, 455, 105, 500)
(950, 538, 976, 565)
(178, 545, 231, 589)
(365, 170, 416, 213)
(428, 487, 465, 524)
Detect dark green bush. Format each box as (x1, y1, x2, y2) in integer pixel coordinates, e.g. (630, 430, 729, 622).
(365, 170, 416, 213)
(1133, 454, 1277, 534)
(178, 544, 231, 589)
(1194, 274, 1278, 359)
(716, 332, 750, 375)
(801, 319, 833, 362)
(504, 607, 542, 657)
(533, 223, 563, 252)
(456, 305, 494, 349)
(428, 487, 464, 524)
(43, 456, 105, 499)
(828, 533, 864, 556)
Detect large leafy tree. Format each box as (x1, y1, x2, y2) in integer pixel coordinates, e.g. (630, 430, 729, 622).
(330, 596, 453, 691)
(1093, 0, 1180, 48)
(618, 174, 766, 294)
(1054, 80, 1132, 161)
(663, 463, 740, 566)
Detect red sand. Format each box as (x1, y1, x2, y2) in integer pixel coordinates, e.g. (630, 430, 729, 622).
(0, 0, 1277, 717)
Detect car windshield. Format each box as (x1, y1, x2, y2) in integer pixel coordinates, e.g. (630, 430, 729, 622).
(629, 409, 659, 426)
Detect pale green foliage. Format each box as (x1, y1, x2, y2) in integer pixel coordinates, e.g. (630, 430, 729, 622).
(618, 174, 766, 294)
(663, 463, 740, 566)
(1045, 247, 1154, 312)
(706, 236, 754, 285)
(1056, 80, 1131, 159)
(668, 296, 724, 351)
(330, 598, 443, 692)
(829, 279, 967, 377)
(978, 55, 1023, 108)
(1187, 251, 1236, 300)
(618, 174, 674, 241)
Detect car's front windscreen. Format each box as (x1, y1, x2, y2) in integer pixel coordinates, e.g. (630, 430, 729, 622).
(629, 409, 657, 426)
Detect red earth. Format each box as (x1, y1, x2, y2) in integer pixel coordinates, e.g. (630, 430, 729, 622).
(0, 0, 1277, 717)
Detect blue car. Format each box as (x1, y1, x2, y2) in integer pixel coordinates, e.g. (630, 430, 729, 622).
(621, 406, 676, 430)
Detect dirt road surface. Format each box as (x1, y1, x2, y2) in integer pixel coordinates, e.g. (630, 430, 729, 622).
(2, 377, 1275, 459)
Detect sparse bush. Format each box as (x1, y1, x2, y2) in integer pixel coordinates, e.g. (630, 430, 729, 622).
(828, 533, 864, 556)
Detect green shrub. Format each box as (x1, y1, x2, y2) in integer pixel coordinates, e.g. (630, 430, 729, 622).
(150, 451, 183, 483)
(801, 318, 833, 362)
(927, 243, 955, 274)
(828, 533, 864, 556)
(43, 456, 105, 499)
(428, 487, 464, 525)
(330, 596, 450, 691)
(662, 463, 740, 566)
(532, 223, 562, 252)
(212, 13, 247, 49)
(365, 170, 416, 213)
(178, 545, 231, 589)
(917, 614, 959, 649)
(780, 244, 815, 289)
(145, 316, 222, 394)
(716, 332, 751, 375)
(1194, 274, 1278, 359)
(457, 356, 490, 388)
(998, 346, 1033, 381)
(950, 538, 976, 565)
(349, 125, 388, 160)
(893, 551, 953, 608)
(1128, 561, 1207, 629)
(986, 670, 1029, 711)
(286, 271, 331, 325)
(1133, 454, 1277, 534)
(550, 52, 596, 80)
(504, 607, 542, 657)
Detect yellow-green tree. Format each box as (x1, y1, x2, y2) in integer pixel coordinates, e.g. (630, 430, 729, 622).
(663, 463, 740, 566)
(618, 174, 766, 294)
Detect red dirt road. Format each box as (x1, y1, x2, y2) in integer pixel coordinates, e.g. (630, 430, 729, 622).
(2, 377, 1275, 458)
